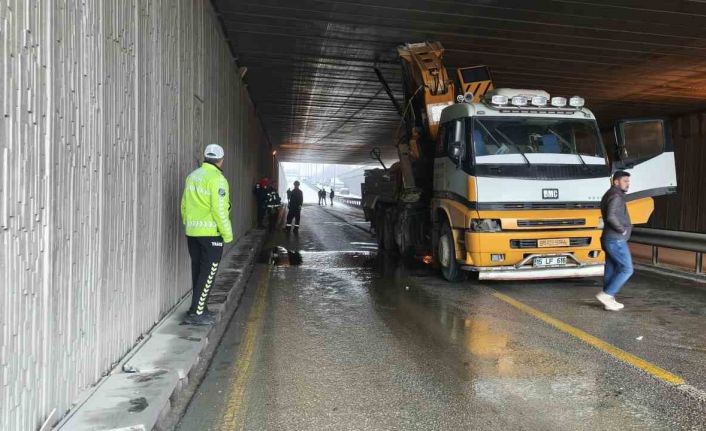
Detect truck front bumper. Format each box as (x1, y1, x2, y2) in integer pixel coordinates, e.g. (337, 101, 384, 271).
(462, 253, 604, 281)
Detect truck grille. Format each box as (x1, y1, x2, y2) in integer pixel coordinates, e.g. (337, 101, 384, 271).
(500, 202, 600, 209)
(517, 219, 585, 227)
(510, 237, 591, 249)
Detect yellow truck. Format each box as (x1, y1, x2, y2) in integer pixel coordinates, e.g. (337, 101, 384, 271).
(362, 41, 677, 281)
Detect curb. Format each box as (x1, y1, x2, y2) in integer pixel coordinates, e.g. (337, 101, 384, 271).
(55, 231, 267, 431)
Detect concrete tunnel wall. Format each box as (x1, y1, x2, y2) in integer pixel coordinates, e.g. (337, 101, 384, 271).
(0, 0, 274, 429)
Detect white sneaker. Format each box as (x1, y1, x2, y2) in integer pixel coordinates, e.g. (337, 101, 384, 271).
(596, 292, 622, 311)
(611, 298, 624, 310)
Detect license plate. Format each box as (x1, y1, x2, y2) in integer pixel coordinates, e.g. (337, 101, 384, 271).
(533, 256, 567, 267)
(537, 238, 570, 248)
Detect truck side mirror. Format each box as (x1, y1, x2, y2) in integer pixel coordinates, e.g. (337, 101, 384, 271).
(449, 120, 465, 166)
(451, 142, 464, 158)
(452, 119, 464, 144)
(369, 147, 387, 170)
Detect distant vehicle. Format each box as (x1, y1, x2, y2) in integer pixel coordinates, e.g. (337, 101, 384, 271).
(339, 188, 350, 195)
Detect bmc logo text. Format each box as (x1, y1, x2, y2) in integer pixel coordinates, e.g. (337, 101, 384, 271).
(542, 189, 559, 199)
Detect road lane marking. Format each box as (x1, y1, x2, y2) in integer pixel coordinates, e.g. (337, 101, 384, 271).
(218, 269, 270, 430)
(490, 290, 686, 386)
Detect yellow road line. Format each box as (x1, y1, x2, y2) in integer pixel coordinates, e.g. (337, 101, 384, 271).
(219, 268, 270, 431)
(491, 290, 685, 386)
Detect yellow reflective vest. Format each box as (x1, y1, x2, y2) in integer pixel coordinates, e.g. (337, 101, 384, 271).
(180, 162, 233, 243)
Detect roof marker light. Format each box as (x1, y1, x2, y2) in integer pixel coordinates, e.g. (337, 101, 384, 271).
(491, 94, 508, 105)
(569, 96, 585, 108)
(511, 96, 528, 107)
(551, 96, 567, 107)
(531, 96, 548, 107)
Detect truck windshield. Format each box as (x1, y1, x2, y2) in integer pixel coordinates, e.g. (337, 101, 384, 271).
(472, 117, 606, 165)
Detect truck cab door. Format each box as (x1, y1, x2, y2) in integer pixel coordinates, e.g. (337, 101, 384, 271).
(612, 118, 677, 223)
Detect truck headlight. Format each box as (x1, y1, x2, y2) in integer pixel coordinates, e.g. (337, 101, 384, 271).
(470, 219, 502, 232)
(597, 217, 604, 229)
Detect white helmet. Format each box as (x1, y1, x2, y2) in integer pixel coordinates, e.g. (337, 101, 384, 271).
(204, 144, 224, 159)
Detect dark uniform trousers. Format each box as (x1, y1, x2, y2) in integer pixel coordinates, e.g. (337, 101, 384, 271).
(286, 207, 301, 228)
(187, 236, 224, 315)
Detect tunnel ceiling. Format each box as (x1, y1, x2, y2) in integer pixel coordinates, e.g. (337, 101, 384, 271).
(214, 0, 706, 164)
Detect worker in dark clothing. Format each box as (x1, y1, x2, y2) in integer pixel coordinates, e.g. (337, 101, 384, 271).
(320, 188, 327, 206)
(286, 188, 292, 203)
(253, 182, 267, 228)
(596, 170, 633, 311)
(265, 186, 282, 232)
(286, 181, 304, 233)
(329, 188, 335, 206)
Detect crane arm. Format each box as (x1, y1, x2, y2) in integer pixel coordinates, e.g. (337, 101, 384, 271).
(397, 41, 455, 142)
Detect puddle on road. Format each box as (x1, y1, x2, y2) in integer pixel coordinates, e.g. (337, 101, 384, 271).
(363, 275, 660, 424)
(253, 237, 676, 428)
(262, 243, 588, 381)
(127, 397, 149, 413)
(253, 234, 682, 428)
(260, 246, 305, 267)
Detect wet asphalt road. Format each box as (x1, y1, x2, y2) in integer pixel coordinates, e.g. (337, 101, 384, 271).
(177, 202, 706, 431)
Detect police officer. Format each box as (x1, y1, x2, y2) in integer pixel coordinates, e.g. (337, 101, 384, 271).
(286, 181, 304, 233)
(180, 144, 233, 325)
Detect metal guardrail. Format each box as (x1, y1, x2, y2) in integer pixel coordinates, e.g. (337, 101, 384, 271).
(335, 196, 362, 207)
(630, 227, 706, 273)
(631, 228, 706, 253)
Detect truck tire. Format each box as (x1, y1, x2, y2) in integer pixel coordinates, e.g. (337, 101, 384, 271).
(438, 220, 465, 282)
(394, 212, 416, 258)
(375, 207, 386, 249)
(383, 210, 397, 252)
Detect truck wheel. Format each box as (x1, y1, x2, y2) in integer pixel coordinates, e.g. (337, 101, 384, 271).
(438, 220, 465, 282)
(383, 211, 397, 253)
(375, 207, 386, 249)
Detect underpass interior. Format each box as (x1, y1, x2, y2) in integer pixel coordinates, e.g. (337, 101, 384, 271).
(178, 203, 706, 430)
(177, 0, 706, 428)
(4, 0, 706, 430)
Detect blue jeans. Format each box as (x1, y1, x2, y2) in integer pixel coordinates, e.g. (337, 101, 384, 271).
(602, 238, 634, 296)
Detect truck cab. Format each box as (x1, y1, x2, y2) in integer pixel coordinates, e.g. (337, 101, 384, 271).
(432, 88, 676, 281)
